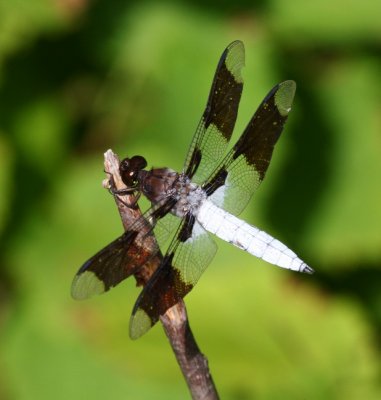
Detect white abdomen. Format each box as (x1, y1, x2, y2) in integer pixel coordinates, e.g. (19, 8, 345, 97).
(196, 199, 313, 274)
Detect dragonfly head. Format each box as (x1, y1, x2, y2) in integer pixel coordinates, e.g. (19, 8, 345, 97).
(119, 155, 147, 187)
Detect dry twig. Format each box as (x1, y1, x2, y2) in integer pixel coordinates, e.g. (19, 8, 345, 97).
(103, 149, 218, 400)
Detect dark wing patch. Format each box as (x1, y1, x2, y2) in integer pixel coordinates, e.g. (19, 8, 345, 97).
(204, 80, 296, 216)
(71, 198, 179, 300)
(184, 40, 245, 184)
(129, 218, 217, 339)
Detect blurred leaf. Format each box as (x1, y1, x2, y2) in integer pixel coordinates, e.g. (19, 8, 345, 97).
(0, 134, 13, 233)
(270, 0, 381, 45)
(12, 97, 70, 178)
(188, 249, 381, 399)
(305, 59, 381, 267)
(0, 0, 69, 68)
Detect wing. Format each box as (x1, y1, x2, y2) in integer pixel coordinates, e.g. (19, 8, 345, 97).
(183, 40, 245, 184)
(128, 81, 296, 338)
(71, 198, 181, 300)
(204, 80, 296, 216)
(129, 216, 217, 339)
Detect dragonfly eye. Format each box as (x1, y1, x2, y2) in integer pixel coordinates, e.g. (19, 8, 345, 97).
(119, 155, 147, 187)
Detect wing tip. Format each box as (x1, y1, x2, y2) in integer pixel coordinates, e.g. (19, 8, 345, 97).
(225, 40, 245, 83)
(71, 271, 106, 300)
(275, 80, 296, 117)
(129, 308, 153, 340)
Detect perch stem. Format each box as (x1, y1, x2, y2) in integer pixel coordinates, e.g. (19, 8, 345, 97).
(103, 149, 219, 400)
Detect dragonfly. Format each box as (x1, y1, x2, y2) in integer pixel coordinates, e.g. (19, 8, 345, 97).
(71, 40, 313, 339)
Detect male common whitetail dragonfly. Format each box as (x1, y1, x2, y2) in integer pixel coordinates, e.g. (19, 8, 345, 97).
(72, 40, 313, 339)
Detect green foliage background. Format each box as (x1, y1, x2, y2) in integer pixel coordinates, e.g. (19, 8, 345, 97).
(1, 1, 380, 399)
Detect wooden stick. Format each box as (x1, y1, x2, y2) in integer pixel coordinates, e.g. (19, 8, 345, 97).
(103, 149, 219, 400)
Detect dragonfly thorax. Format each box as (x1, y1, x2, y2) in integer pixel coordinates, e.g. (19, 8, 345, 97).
(172, 174, 206, 218)
(139, 168, 206, 218)
(138, 167, 179, 204)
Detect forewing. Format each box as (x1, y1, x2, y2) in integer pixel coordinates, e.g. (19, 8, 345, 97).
(71, 198, 179, 300)
(204, 80, 296, 216)
(183, 40, 245, 184)
(129, 216, 217, 339)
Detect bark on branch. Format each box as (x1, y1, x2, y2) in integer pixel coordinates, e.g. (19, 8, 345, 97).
(103, 149, 219, 400)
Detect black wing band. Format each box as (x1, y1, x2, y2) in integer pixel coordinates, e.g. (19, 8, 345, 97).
(184, 40, 245, 184)
(71, 197, 179, 300)
(129, 215, 217, 339)
(204, 80, 296, 216)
